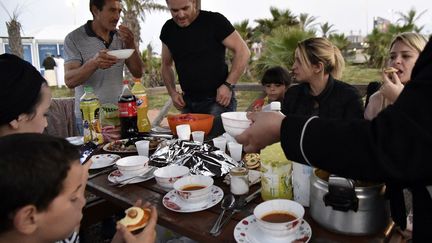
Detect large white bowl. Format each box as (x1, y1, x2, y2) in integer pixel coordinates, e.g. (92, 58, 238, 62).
(173, 175, 213, 203)
(153, 165, 190, 188)
(107, 49, 134, 59)
(221, 112, 251, 137)
(116, 155, 148, 176)
(253, 199, 304, 238)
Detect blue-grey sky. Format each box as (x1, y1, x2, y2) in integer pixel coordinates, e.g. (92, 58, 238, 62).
(0, 0, 430, 53)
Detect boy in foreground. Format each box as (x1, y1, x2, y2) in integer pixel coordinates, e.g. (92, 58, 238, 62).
(0, 133, 157, 243)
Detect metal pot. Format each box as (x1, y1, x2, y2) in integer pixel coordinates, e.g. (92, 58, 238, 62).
(310, 169, 391, 235)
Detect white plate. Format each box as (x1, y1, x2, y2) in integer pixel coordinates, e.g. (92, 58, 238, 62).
(90, 154, 120, 169)
(234, 215, 312, 243)
(162, 185, 223, 213)
(66, 136, 84, 145)
(107, 166, 155, 184)
(107, 49, 134, 59)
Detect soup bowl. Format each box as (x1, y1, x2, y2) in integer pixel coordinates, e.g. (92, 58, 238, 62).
(153, 165, 190, 189)
(173, 175, 213, 203)
(115, 155, 149, 176)
(253, 199, 304, 238)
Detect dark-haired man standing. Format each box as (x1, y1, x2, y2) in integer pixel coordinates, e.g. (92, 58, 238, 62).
(160, 0, 250, 136)
(64, 0, 143, 134)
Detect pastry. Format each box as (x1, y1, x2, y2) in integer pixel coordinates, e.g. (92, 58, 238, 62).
(118, 206, 151, 231)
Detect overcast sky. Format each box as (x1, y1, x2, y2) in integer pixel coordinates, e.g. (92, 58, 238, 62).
(0, 0, 430, 53)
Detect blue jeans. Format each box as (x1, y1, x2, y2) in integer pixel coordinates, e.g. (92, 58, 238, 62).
(182, 93, 237, 138)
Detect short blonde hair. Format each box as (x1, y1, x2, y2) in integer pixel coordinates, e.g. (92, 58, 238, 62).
(296, 37, 345, 79)
(389, 32, 427, 53)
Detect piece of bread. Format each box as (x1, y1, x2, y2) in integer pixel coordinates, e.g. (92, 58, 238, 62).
(383, 67, 398, 73)
(244, 153, 260, 169)
(118, 206, 151, 231)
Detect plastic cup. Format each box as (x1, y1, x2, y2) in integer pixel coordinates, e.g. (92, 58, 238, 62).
(228, 142, 243, 161)
(135, 140, 150, 157)
(192, 131, 205, 143)
(212, 137, 227, 152)
(176, 124, 191, 141)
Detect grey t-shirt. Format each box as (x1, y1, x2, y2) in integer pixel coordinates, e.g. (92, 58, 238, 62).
(64, 21, 125, 119)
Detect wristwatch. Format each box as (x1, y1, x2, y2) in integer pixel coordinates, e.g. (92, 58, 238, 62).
(223, 81, 236, 90)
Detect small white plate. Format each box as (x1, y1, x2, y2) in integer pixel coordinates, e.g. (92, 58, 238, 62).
(66, 136, 84, 145)
(162, 185, 223, 213)
(107, 49, 134, 59)
(90, 154, 120, 170)
(234, 215, 312, 243)
(107, 166, 155, 184)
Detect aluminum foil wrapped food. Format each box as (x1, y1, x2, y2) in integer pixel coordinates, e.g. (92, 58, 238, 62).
(150, 140, 242, 177)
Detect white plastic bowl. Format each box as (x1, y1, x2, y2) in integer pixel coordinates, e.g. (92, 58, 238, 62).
(107, 49, 134, 59)
(116, 155, 148, 176)
(153, 165, 190, 188)
(173, 175, 213, 203)
(221, 112, 251, 137)
(253, 199, 304, 238)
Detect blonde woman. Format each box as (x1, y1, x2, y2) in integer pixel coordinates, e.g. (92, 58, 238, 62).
(364, 32, 427, 120)
(282, 37, 364, 206)
(282, 37, 363, 119)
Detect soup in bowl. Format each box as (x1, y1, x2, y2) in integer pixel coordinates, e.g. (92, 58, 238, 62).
(173, 175, 213, 203)
(253, 199, 304, 238)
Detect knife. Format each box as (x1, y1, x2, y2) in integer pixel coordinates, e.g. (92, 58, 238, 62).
(211, 187, 262, 236)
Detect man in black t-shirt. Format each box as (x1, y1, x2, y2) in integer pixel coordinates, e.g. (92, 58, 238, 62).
(160, 0, 250, 136)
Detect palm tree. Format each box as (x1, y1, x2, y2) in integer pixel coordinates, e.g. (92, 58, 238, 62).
(254, 7, 299, 37)
(121, 0, 167, 49)
(319, 22, 336, 38)
(254, 27, 315, 77)
(0, 3, 23, 58)
(298, 13, 317, 32)
(329, 33, 350, 55)
(396, 8, 427, 33)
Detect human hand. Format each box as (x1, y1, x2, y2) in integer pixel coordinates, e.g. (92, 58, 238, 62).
(235, 111, 284, 153)
(118, 25, 135, 49)
(170, 91, 186, 110)
(112, 200, 158, 243)
(92, 50, 117, 69)
(380, 71, 404, 103)
(216, 84, 232, 107)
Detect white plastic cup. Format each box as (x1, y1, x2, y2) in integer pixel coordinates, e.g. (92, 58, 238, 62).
(292, 162, 313, 207)
(228, 142, 243, 161)
(135, 140, 150, 157)
(192, 131, 205, 143)
(212, 137, 227, 152)
(176, 124, 191, 141)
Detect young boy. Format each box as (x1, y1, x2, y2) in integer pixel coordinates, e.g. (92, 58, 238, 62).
(250, 66, 292, 111)
(0, 133, 157, 243)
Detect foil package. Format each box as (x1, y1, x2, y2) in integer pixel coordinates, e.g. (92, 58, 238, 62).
(150, 140, 242, 177)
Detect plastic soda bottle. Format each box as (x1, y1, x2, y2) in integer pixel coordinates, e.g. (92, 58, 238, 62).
(80, 86, 103, 144)
(118, 80, 138, 138)
(131, 78, 151, 133)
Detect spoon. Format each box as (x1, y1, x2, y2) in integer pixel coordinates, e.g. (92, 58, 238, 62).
(209, 194, 236, 234)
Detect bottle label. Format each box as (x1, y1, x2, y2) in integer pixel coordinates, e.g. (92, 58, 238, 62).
(135, 94, 148, 108)
(118, 102, 137, 117)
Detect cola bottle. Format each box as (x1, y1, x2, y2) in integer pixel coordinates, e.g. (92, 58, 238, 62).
(118, 80, 138, 138)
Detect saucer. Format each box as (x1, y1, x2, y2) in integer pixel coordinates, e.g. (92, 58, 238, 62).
(234, 215, 312, 243)
(90, 154, 120, 169)
(163, 185, 223, 213)
(107, 166, 155, 184)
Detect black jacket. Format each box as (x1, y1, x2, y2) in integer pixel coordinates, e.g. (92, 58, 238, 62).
(280, 37, 432, 242)
(282, 76, 364, 119)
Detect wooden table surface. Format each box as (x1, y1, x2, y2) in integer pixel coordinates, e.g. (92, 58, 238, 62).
(85, 149, 394, 243)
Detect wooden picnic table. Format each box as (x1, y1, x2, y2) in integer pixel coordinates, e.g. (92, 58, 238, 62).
(85, 145, 394, 243)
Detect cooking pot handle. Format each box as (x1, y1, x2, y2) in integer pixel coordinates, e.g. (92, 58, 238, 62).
(323, 175, 359, 212)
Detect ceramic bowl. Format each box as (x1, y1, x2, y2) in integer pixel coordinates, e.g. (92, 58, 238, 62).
(221, 112, 251, 137)
(253, 199, 304, 238)
(173, 175, 213, 203)
(107, 49, 134, 59)
(154, 165, 190, 188)
(115, 155, 149, 176)
(167, 113, 214, 135)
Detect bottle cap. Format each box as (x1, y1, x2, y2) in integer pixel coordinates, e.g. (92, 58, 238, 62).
(123, 80, 129, 84)
(230, 167, 248, 176)
(84, 86, 93, 92)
